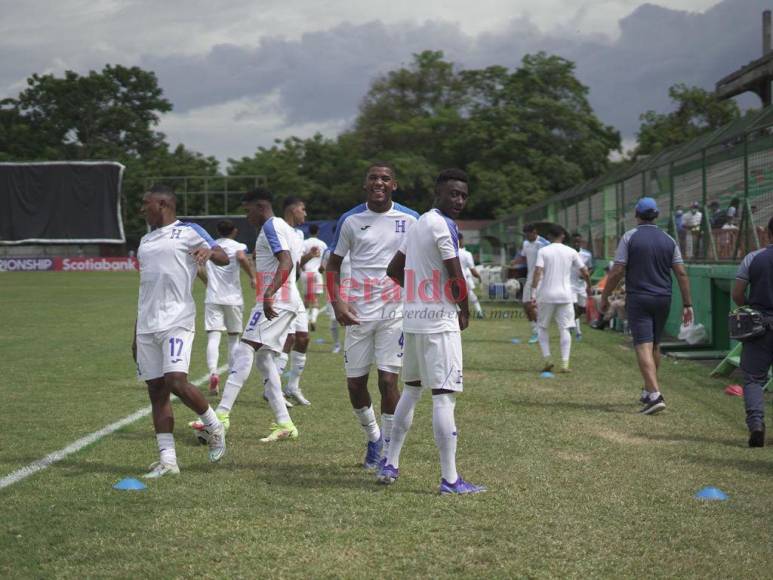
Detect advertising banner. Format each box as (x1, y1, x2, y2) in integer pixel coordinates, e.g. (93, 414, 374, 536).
(0, 257, 139, 272)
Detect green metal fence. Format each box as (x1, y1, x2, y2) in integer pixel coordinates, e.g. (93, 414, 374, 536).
(480, 106, 773, 264)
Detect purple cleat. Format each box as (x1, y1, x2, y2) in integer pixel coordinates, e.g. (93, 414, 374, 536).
(363, 436, 383, 470)
(376, 463, 399, 485)
(439, 477, 487, 495)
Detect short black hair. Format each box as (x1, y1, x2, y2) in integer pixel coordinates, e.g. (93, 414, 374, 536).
(435, 168, 468, 188)
(366, 161, 396, 175)
(283, 196, 303, 210)
(637, 208, 658, 222)
(547, 223, 564, 239)
(217, 219, 236, 237)
(309, 224, 319, 235)
(523, 223, 536, 234)
(146, 184, 176, 206)
(242, 187, 273, 203)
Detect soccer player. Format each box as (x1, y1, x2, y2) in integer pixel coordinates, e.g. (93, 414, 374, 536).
(197, 219, 256, 395)
(570, 233, 593, 340)
(301, 224, 328, 331)
(380, 168, 485, 494)
(197, 188, 302, 442)
(132, 184, 228, 478)
(601, 197, 693, 415)
(458, 232, 484, 319)
(325, 162, 419, 469)
(517, 224, 549, 343)
(530, 224, 590, 374)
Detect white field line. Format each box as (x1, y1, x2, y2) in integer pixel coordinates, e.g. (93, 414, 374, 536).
(0, 367, 226, 490)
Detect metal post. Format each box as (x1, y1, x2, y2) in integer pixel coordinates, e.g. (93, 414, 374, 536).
(204, 177, 209, 216)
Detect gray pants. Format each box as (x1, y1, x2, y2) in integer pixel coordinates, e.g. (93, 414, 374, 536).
(740, 331, 773, 431)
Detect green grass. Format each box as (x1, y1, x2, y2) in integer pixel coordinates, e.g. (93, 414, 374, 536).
(1, 272, 772, 578)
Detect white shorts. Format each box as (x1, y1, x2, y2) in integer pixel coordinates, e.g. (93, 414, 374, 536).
(204, 303, 244, 333)
(344, 317, 404, 377)
(402, 331, 463, 392)
(573, 290, 588, 306)
(301, 271, 324, 298)
(522, 275, 534, 303)
(242, 304, 297, 353)
(136, 327, 195, 381)
(537, 303, 575, 329)
(293, 304, 309, 333)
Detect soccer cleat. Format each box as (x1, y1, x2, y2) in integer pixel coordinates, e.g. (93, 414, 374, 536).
(558, 364, 571, 374)
(259, 421, 299, 443)
(189, 411, 230, 444)
(749, 427, 766, 448)
(287, 389, 311, 406)
(208, 374, 220, 396)
(310, 321, 317, 332)
(541, 359, 554, 373)
(332, 344, 341, 354)
(376, 463, 399, 485)
(207, 423, 226, 462)
(262, 392, 294, 408)
(639, 395, 666, 415)
(363, 437, 383, 470)
(142, 461, 180, 479)
(575, 332, 583, 341)
(528, 333, 539, 344)
(439, 477, 486, 495)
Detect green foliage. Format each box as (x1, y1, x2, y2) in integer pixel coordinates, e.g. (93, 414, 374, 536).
(636, 83, 741, 156)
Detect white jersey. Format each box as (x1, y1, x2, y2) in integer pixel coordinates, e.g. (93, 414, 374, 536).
(570, 248, 593, 292)
(522, 236, 550, 276)
(401, 209, 460, 334)
(205, 238, 247, 305)
(254, 216, 303, 313)
(332, 201, 419, 321)
(534, 243, 584, 304)
(137, 220, 218, 334)
(302, 236, 327, 273)
(459, 247, 477, 289)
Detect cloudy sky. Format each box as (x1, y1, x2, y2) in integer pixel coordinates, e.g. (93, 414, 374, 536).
(0, 0, 767, 163)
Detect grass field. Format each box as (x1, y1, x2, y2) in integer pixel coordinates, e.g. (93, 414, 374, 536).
(1, 271, 773, 579)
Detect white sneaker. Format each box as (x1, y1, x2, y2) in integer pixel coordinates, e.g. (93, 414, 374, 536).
(332, 344, 341, 354)
(263, 391, 294, 408)
(207, 423, 226, 463)
(143, 461, 180, 479)
(288, 389, 311, 406)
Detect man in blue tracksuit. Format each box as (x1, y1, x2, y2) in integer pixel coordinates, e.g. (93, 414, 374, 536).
(732, 216, 773, 447)
(601, 198, 694, 415)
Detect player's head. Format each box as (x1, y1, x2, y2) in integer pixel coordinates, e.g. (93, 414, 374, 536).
(523, 223, 538, 242)
(283, 196, 307, 227)
(309, 224, 319, 236)
(241, 188, 274, 227)
(458, 232, 465, 247)
(434, 168, 469, 220)
(635, 197, 659, 223)
(217, 219, 238, 239)
(571, 232, 583, 251)
(363, 162, 397, 207)
(546, 223, 565, 242)
(141, 184, 176, 227)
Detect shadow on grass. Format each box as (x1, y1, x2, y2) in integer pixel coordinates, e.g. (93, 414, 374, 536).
(686, 454, 773, 475)
(639, 432, 743, 449)
(506, 398, 632, 414)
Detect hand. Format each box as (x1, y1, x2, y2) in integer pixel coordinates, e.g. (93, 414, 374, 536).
(458, 310, 469, 331)
(249, 277, 257, 290)
(131, 338, 137, 363)
(332, 301, 360, 326)
(682, 306, 694, 326)
(263, 295, 278, 320)
(600, 295, 610, 313)
(190, 247, 213, 265)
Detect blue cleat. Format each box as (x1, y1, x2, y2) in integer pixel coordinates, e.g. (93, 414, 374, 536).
(528, 333, 539, 344)
(376, 463, 399, 485)
(363, 437, 383, 470)
(439, 476, 487, 495)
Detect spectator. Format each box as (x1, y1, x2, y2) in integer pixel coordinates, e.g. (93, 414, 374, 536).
(682, 201, 702, 258)
(674, 206, 686, 250)
(726, 197, 741, 226)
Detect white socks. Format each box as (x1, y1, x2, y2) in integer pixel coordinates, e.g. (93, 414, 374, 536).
(530, 320, 538, 334)
(386, 385, 424, 468)
(156, 433, 177, 466)
(538, 326, 551, 358)
(227, 334, 239, 368)
(276, 351, 289, 376)
(255, 350, 291, 424)
(353, 406, 381, 443)
(206, 331, 222, 374)
(330, 321, 339, 345)
(217, 341, 254, 414)
(310, 307, 320, 324)
(432, 394, 458, 483)
(575, 318, 582, 335)
(381, 413, 394, 458)
(559, 327, 572, 364)
(286, 351, 306, 394)
(199, 406, 220, 428)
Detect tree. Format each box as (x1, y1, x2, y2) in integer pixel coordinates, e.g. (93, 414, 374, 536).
(636, 84, 740, 156)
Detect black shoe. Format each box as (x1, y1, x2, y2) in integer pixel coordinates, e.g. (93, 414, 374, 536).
(639, 395, 666, 415)
(749, 427, 766, 448)
(310, 322, 316, 332)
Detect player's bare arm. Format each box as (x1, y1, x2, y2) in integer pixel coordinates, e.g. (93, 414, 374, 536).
(325, 252, 359, 326)
(263, 249, 293, 320)
(196, 264, 208, 285)
(191, 245, 229, 266)
(443, 255, 469, 331)
(236, 249, 257, 289)
(386, 251, 406, 287)
(530, 266, 544, 306)
(672, 262, 694, 325)
(600, 263, 625, 313)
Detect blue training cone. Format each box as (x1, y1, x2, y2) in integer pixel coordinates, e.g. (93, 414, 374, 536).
(113, 478, 147, 491)
(510, 338, 521, 344)
(540, 371, 555, 379)
(694, 486, 728, 501)
(314, 338, 326, 344)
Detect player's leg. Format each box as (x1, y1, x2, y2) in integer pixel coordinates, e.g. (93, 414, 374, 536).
(556, 304, 574, 372)
(523, 279, 539, 342)
(740, 332, 773, 446)
(537, 303, 555, 371)
(328, 302, 341, 353)
(345, 322, 381, 467)
(204, 304, 226, 395)
(629, 296, 667, 415)
(309, 272, 323, 330)
(469, 288, 483, 318)
(144, 375, 179, 477)
(573, 292, 587, 340)
(277, 334, 293, 376)
(224, 304, 244, 370)
(285, 307, 311, 405)
(374, 318, 405, 461)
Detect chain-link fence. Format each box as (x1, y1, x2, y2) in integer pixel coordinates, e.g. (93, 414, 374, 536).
(480, 106, 773, 263)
